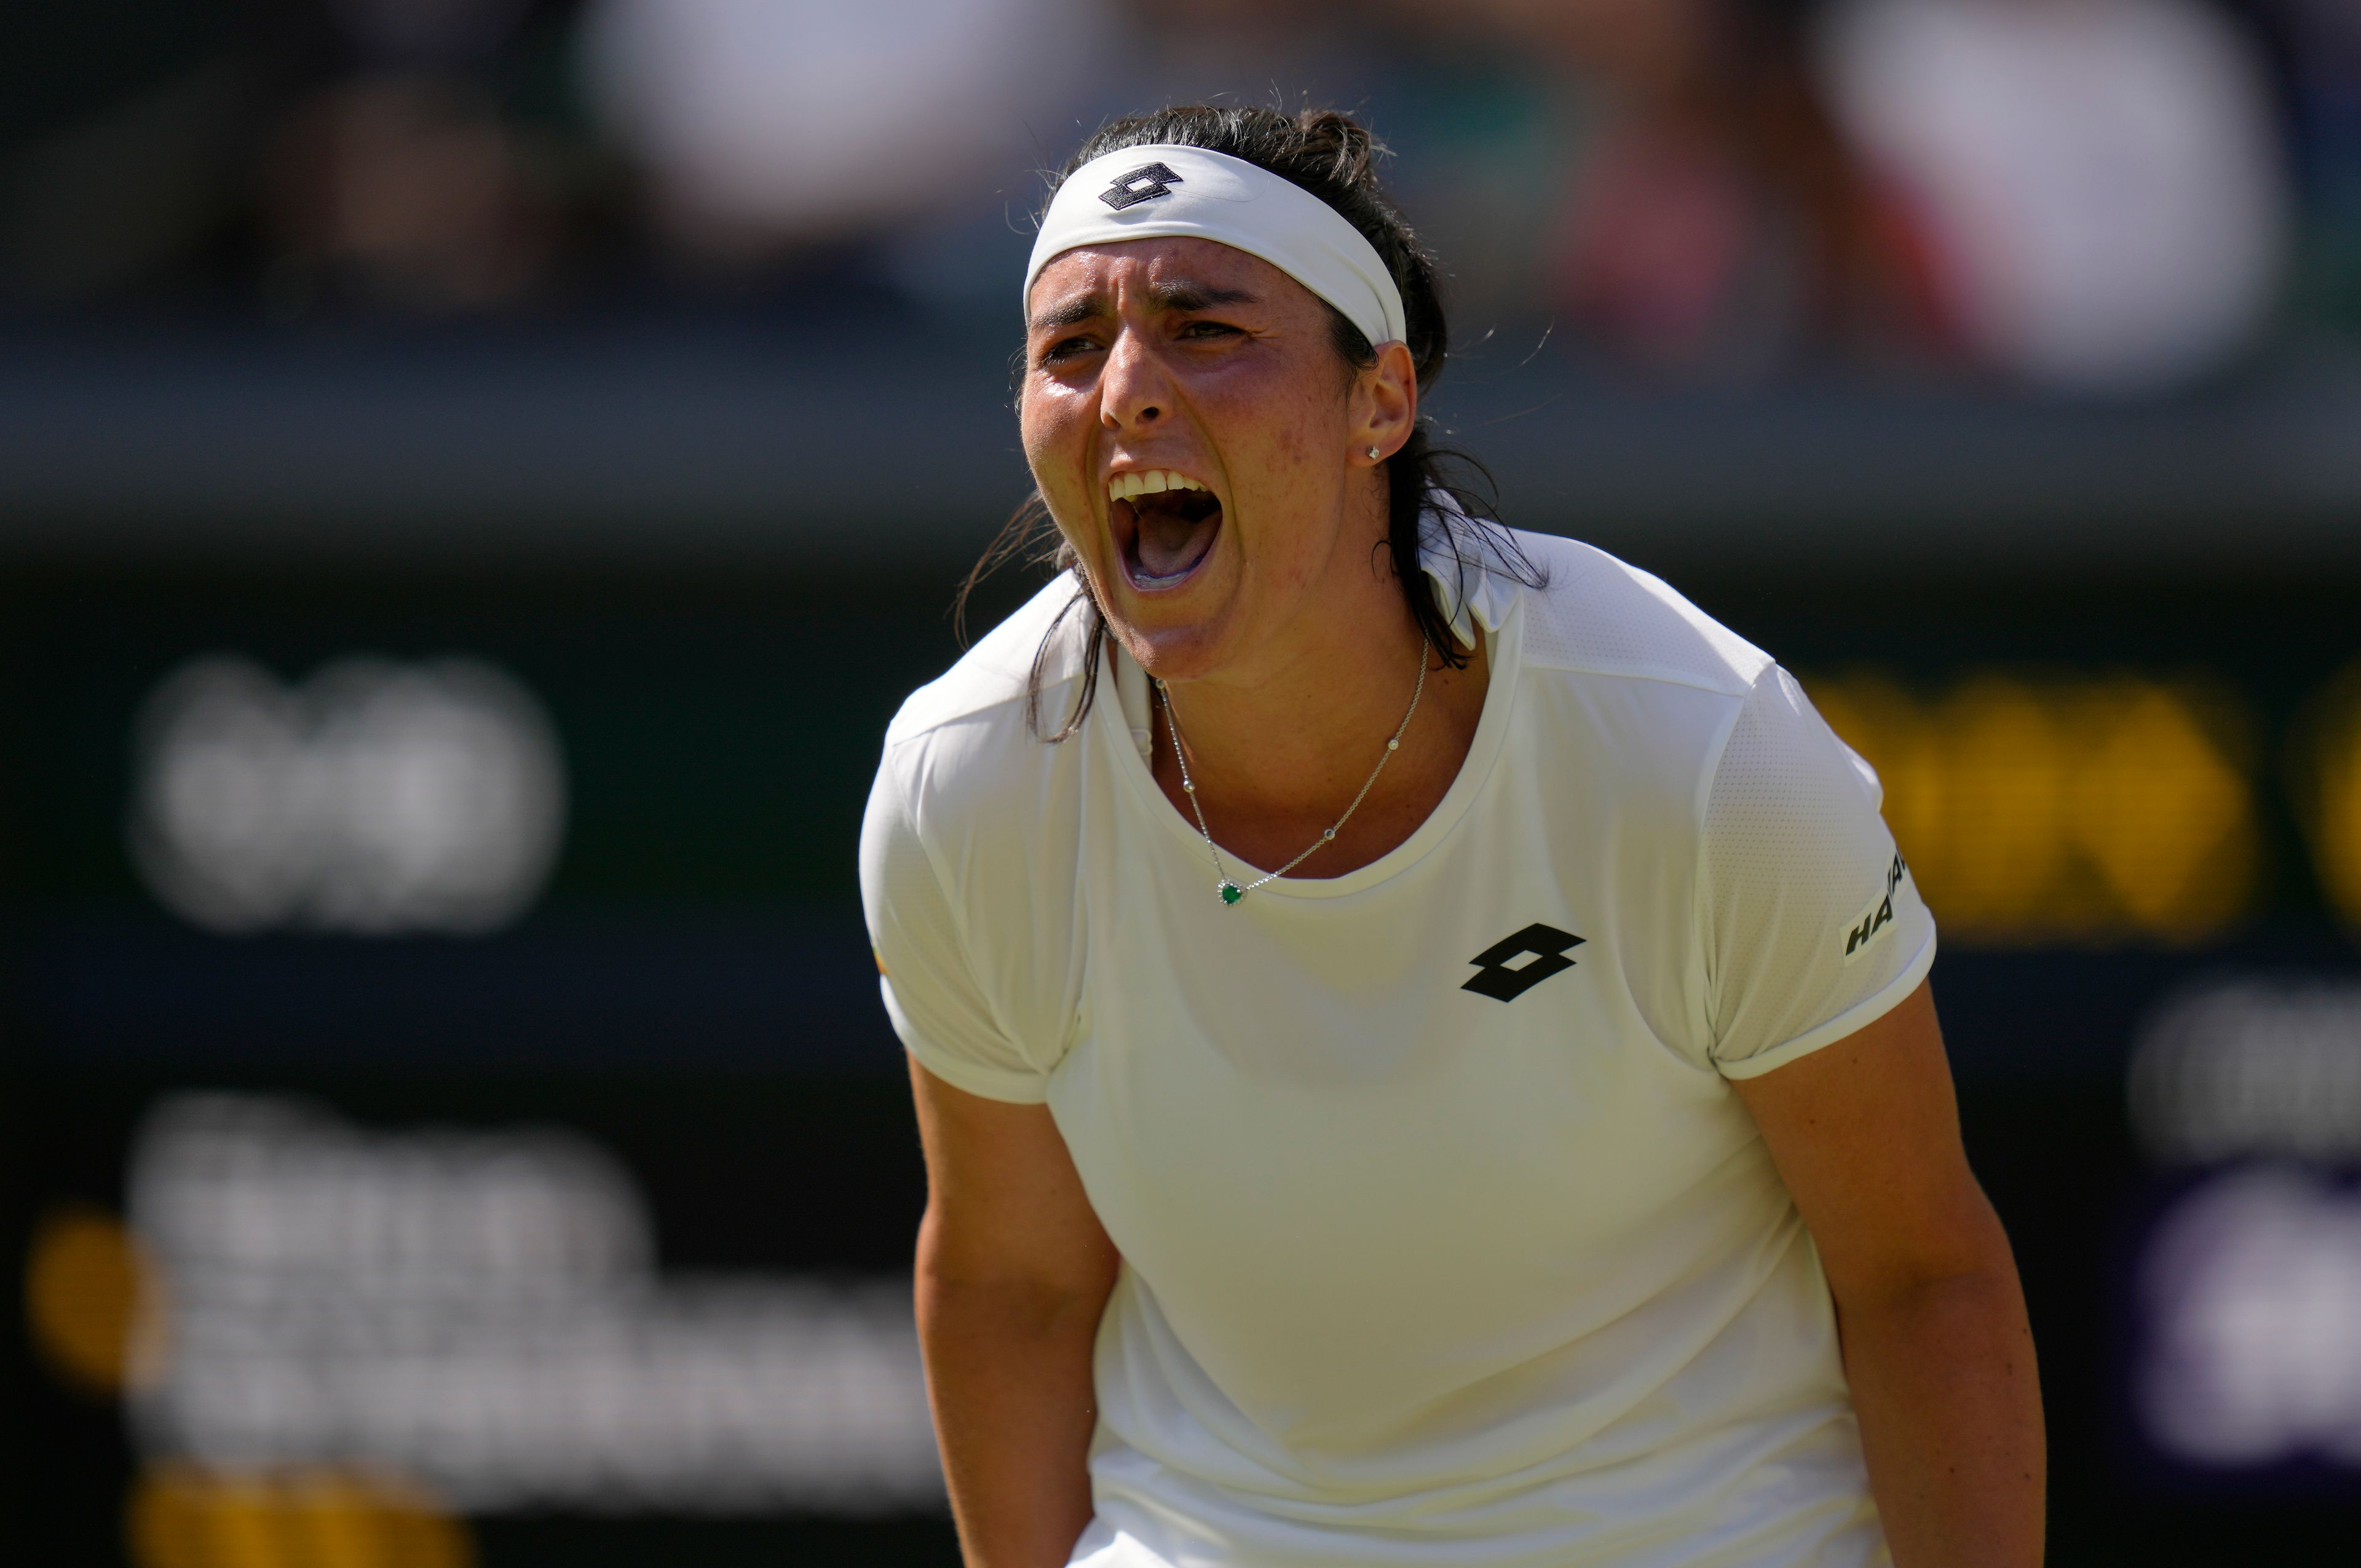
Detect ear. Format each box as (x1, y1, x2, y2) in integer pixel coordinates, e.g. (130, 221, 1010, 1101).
(1352, 341, 1418, 466)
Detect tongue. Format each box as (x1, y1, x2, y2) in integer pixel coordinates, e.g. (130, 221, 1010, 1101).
(1134, 499, 1219, 580)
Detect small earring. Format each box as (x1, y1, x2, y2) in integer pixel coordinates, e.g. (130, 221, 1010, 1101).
(1366, 445, 1383, 460)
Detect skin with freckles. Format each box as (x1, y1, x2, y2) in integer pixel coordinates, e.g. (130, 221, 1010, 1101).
(1021, 236, 1489, 876)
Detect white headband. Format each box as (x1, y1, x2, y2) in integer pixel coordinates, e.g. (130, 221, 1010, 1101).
(1023, 144, 1407, 350)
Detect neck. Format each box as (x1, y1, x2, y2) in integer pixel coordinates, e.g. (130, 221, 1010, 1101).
(1162, 603, 1423, 804)
(1148, 566, 1492, 878)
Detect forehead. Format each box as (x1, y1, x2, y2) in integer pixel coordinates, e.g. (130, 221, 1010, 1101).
(1026, 236, 1321, 324)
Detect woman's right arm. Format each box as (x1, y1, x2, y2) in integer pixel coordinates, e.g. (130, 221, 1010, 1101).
(909, 1056, 1121, 1568)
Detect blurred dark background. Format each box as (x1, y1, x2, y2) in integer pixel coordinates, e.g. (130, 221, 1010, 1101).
(7, 1, 2361, 1565)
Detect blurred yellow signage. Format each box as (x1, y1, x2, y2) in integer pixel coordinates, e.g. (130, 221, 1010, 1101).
(2292, 662, 2361, 938)
(1808, 671, 2258, 945)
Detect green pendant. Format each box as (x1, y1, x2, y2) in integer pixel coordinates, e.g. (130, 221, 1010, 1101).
(1219, 882, 1243, 905)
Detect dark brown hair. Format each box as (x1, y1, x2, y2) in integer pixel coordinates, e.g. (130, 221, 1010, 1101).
(962, 103, 1540, 739)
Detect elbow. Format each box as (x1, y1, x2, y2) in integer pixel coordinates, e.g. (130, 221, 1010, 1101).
(1833, 1258, 2023, 1330)
(914, 1268, 1115, 1354)
(1824, 1200, 2026, 1323)
(1828, 1237, 2028, 1331)
(912, 1208, 1118, 1344)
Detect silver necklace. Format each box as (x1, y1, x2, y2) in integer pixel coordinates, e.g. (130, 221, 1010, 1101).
(1157, 639, 1430, 907)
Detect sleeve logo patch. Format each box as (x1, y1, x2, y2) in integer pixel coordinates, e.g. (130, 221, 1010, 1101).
(1843, 852, 1912, 966)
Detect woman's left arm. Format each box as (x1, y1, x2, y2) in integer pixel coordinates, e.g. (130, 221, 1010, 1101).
(1731, 979, 2044, 1568)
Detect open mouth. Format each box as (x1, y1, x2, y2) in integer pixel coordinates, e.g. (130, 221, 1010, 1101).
(1108, 469, 1223, 591)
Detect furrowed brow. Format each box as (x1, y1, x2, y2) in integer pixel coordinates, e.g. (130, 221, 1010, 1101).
(1149, 281, 1257, 313)
(1027, 280, 1260, 334)
(1028, 293, 1105, 333)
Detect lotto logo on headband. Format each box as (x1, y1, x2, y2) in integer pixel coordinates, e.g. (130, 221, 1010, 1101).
(1029, 143, 1406, 349)
(1100, 162, 1184, 211)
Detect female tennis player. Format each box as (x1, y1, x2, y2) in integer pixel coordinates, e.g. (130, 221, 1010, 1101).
(860, 106, 2042, 1568)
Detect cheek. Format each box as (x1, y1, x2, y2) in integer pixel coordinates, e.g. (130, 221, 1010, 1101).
(1017, 384, 1064, 465)
(1214, 384, 1354, 590)
(1206, 360, 1337, 478)
(1271, 416, 1316, 471)
(1024, 399, 1081, 495)
(1021, 389, 1089, 490)
(1019, 385, 1104, 548)
(1224, 390, 1341, 518)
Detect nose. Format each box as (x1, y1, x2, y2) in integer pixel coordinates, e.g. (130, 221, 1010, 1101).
(1099, 324, 1167, 432)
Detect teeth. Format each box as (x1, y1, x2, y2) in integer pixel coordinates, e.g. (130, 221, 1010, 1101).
(1105, 469, 1208, 503)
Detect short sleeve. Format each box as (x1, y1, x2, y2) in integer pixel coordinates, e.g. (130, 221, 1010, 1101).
(858, 754, 1051, 1104)
(1701, 667, 1937, 1079)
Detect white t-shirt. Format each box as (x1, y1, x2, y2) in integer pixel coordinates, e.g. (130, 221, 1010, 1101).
(860, 528, 1934, 1568)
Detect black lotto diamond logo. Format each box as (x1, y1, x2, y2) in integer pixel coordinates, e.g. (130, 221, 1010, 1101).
(1100, 161, 1184, 211)
(1462, 923, 1584, 1003)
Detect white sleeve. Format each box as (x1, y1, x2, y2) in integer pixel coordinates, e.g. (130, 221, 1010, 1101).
(1701, 667, 1937, 1079)
(858, 752, 1052, 1104)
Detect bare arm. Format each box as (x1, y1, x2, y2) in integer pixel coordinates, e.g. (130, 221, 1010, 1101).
(909, 1057, 1120, 1568)
(1732, 980, 2044, 1568)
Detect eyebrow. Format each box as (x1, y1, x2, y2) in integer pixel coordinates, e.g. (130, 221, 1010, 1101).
(1027, 280, 1260, 333)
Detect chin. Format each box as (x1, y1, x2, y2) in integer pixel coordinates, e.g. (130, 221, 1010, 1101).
(1105, 604, 1236, 688)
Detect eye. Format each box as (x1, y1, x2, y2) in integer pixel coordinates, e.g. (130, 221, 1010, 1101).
(1037, 334, 1099, 367)
(1179, 319, 1241, 341)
